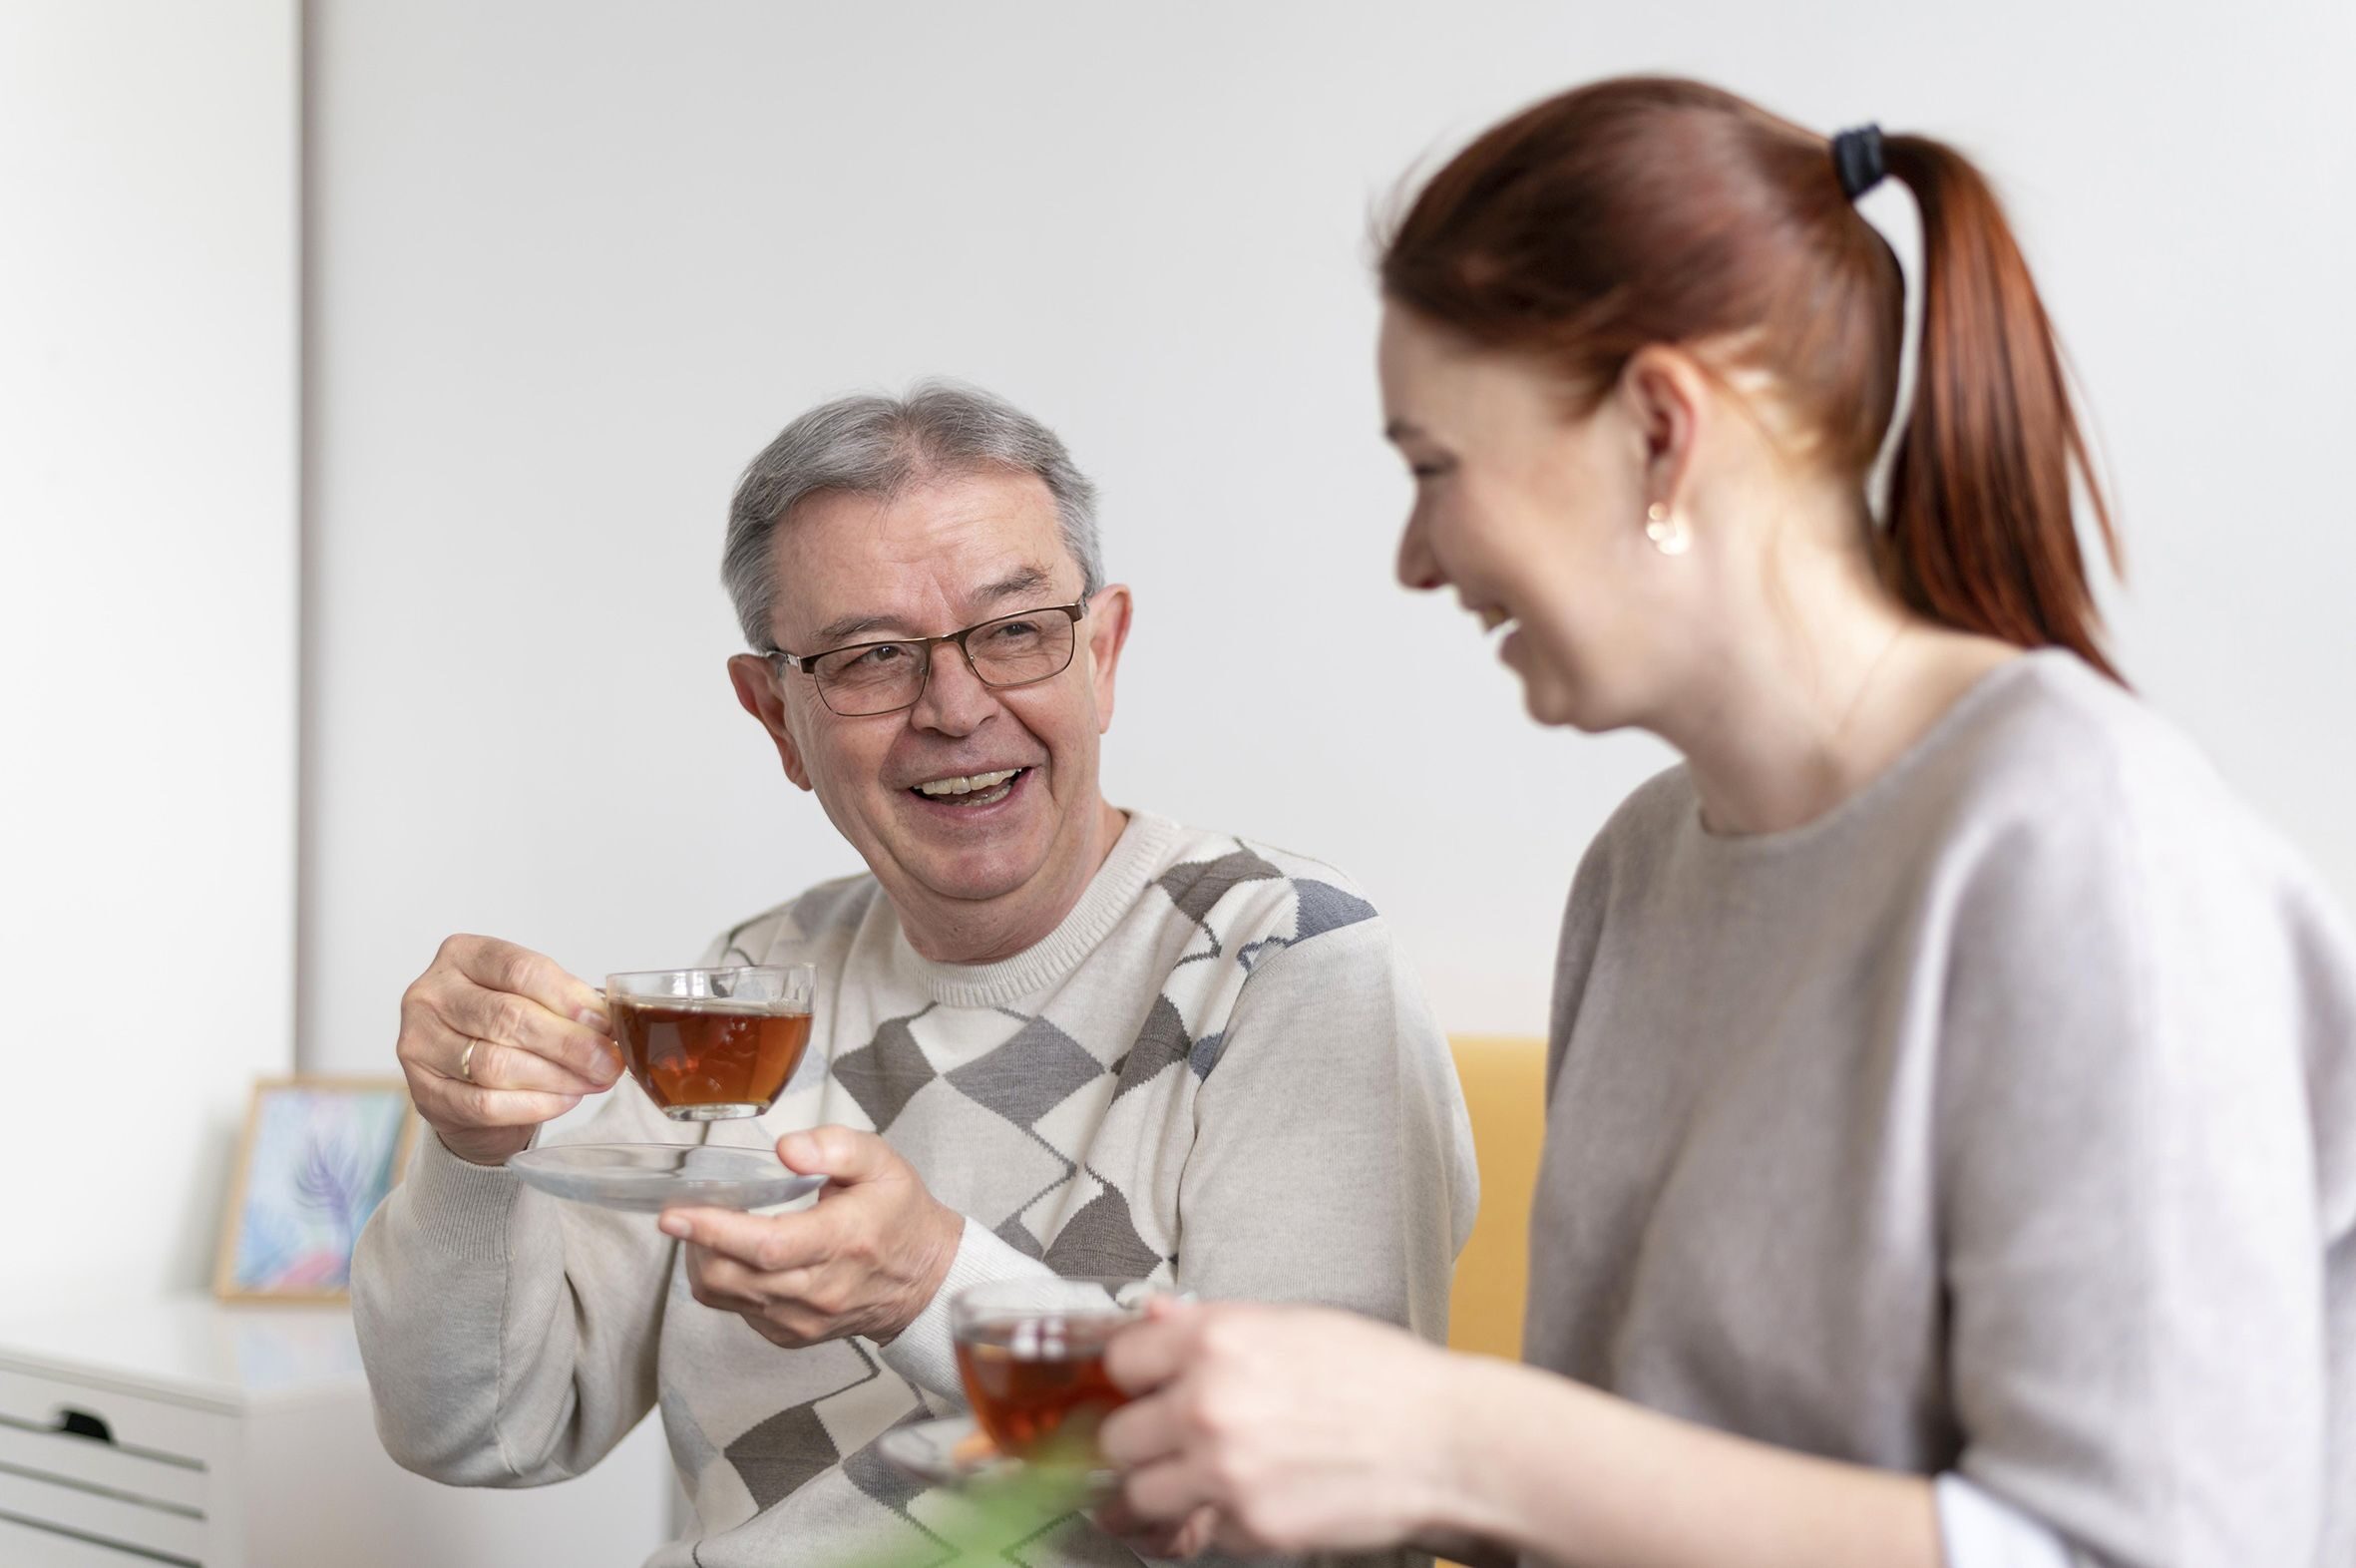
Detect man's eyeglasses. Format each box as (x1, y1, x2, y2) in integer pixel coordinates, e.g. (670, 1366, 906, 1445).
(767, 601, 1089, 717)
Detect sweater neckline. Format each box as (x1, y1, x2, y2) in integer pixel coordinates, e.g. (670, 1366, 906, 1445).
(1683, 648, 2073, 861)
(885, 809, 1176, 1007)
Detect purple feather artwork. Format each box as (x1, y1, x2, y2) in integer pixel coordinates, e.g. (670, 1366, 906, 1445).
(224, 1084, 411, 1296)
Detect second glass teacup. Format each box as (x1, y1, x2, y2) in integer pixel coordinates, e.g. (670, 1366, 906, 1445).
(605, 965, 815, 1121)
(951, 1277, 1162, 1467)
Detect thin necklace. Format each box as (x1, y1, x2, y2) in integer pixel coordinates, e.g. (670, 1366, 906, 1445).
(1828, 619, 1912, 755)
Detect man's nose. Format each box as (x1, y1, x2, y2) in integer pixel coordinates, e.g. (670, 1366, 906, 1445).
(908, 641, 999, 736)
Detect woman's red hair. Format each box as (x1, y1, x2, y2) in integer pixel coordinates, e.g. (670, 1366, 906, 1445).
(1380, 76, 2123, 681)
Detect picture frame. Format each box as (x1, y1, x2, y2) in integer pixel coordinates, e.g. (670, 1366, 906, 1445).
(214, 1076, 420, 1303)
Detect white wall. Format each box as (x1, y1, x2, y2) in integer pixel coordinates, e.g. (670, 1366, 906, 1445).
(301, 0, 2356, 1073)
(0, 3, 298, 1309)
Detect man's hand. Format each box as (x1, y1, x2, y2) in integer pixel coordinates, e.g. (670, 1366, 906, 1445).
(659, 1127, 965, 1348)
(396, 935, 621, 1167)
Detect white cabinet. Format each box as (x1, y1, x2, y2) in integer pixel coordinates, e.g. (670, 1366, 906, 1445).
(0, 1297, 670, 1566)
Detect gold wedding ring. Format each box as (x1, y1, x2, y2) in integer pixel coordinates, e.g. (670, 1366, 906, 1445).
(459, 1038, 480, 1082)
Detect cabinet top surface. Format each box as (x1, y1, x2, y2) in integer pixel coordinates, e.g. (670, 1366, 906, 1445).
(0, 1293, 369, 1410)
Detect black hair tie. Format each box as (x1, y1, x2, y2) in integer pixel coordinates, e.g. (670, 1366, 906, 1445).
(1831, 124, 1886, 200)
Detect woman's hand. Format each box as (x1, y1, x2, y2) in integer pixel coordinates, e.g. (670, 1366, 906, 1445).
(1098, 1301, 1466, 1558)
(1101, 1300, 1948, 1568)
(1089, 1494, 1221, 1561)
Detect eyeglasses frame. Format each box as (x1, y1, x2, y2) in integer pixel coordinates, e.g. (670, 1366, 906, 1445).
(765, 598, 1092, 717)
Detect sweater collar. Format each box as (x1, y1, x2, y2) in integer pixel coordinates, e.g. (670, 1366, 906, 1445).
(885, 809, 1176, 1008)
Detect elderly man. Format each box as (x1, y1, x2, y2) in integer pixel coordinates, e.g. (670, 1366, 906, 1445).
(352, 382, 1476, 1567)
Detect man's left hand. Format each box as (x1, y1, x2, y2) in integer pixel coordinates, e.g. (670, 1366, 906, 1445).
(659, 1127, 964, 1348)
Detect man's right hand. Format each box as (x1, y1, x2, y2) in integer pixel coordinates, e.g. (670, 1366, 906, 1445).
(396, 935, 622, 1167)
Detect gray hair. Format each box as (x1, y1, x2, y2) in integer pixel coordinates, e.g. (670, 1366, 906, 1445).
(721, 380, 1104, 650)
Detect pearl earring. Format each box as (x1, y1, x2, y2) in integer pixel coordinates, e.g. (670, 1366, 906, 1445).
(1645, 501, 1691, 557)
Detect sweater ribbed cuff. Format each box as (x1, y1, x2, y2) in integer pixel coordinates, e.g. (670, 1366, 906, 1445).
(403, 1131, 526, 1260)
(877, 1218, 1055, 1401)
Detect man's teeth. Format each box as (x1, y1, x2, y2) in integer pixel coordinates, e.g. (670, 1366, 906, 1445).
(915, 769, 1020, 798)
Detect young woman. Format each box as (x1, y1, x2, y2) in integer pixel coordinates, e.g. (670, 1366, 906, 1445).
(1096, 77, 2354, 1568)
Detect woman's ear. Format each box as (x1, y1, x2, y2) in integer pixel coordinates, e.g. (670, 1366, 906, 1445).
(1617, 345, 1706, 513)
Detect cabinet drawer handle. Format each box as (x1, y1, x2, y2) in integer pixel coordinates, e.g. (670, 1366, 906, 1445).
(52, 1407, 115, 1445)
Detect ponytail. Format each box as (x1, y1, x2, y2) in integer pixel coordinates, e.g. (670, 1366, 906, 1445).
(1379, 78, 2127, 683)
(1880, 136, 2124, 682)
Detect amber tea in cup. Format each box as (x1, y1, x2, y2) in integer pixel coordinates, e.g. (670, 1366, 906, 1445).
(951, 1277, 1157, 1463)
(605, 966, 814, 1120)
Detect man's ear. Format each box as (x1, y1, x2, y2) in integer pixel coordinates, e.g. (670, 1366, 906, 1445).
(727, 653, 814, 791)
(1081, 585, 1133, 735)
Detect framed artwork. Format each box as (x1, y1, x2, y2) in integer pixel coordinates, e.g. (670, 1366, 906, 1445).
(214, 1076, 419, 1302)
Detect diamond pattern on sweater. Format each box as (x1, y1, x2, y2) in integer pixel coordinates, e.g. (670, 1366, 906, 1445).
(947, 1015, 1103, 1126)
(840, 1417, 932, 1518)
(712, 1336, 888, 1520)
(835, 1012, 936, 1131)
(1156, 849, 1284, 927)
(1294, 878, 1377, 941)
(662, 816, 1414, 1560)
(893, 1080, 1076, 1223)
(810, 1339, 913, 1453)
(724, 1402, 840, 1513)
(1112, 994, 1191, 1099)
(1041, 1181, 1164, 1278)
(994, 1213, 1047, 1260)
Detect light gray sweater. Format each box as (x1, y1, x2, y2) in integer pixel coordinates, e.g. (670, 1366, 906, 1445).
(1529, 651, 2354, 1568)
(354, 811, 1477, 1567)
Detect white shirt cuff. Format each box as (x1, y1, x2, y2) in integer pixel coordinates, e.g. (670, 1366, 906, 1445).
(1936, 1472, 2080, 1568)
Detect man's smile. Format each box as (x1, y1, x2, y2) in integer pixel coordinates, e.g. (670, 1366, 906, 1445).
(905, 765, 1033, 812)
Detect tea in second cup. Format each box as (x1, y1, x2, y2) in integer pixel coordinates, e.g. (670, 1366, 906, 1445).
(951, 1277, 1158, 1464)
(606, 966, 814, 1120)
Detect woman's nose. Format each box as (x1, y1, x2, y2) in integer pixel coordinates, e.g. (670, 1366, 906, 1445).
(1395, 510, 1445, 592)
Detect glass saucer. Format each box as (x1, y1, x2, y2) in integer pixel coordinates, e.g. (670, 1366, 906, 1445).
(876, 1415, 1115, 1496)
(507, 1143, 825, 1212)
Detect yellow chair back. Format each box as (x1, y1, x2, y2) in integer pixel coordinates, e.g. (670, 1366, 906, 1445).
(1445, 1034, 1549, 1363)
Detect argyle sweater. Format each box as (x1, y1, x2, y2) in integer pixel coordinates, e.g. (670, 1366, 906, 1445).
(353, 810, 1478, 1567)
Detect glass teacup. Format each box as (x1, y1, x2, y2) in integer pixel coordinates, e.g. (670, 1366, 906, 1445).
(950, 1277, 1161, 1465)
(604, 965, 814, 1120)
